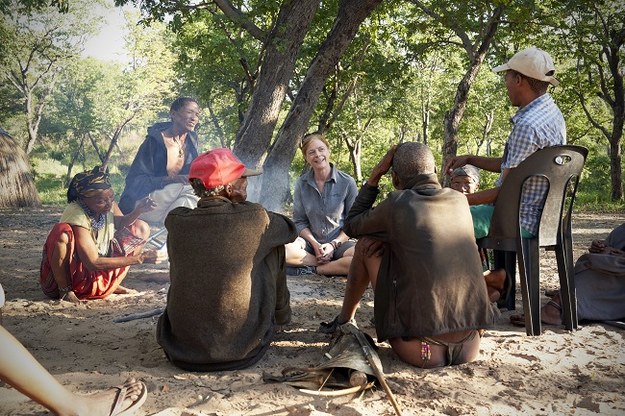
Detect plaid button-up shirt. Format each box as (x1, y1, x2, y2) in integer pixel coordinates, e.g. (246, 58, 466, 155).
(495, 94, 566, 235)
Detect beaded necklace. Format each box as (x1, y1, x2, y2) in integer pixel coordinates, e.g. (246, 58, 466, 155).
(78, 200, 106, 231)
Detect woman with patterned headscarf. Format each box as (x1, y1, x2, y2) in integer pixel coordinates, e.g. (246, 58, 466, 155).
(39, 166, 165, 302)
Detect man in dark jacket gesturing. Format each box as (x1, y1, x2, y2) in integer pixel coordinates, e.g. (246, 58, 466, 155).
(157, 148, 297, 371)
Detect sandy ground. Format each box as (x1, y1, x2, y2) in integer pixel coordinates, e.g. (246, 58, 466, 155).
(0, 206, 624, 416)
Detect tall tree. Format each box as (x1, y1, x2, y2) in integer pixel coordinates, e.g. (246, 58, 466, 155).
(39, 13, 176, 180)
(98, 12, 176, 169)
(555, 1, 624, 201)
(257, 0, 383, 210)
(231, 0, 322, 169)
(406, 0, 505, 181)
(125, 0, 382, 208)
(0, 0, 100, 154)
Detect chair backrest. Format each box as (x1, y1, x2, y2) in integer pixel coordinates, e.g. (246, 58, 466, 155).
(486, 145, 588, 246)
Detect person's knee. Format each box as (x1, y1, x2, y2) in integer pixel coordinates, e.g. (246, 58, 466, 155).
(56, 231, 70, 246)
(134, 219, 150, 240)
(344, 246, 355, 257)
(52, 232, 71, 260)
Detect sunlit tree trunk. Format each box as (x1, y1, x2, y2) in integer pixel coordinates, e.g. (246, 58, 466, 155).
(258, 0, 383, 211)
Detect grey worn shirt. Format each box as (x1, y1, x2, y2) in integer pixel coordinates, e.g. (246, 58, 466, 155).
(293, 164, 357, 244)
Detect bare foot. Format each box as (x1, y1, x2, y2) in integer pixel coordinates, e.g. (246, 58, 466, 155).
(60, 291, 81, 303)
(484, 269, 505, 291)
(114, 285, 137, 295)
(487, 287, 501, 303)
(72, 378, 147, 416)
(541, 294, 563, 325)
(484, 269, 506, 302)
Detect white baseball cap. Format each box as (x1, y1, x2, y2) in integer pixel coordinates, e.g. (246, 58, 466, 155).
(493, 47, 559, 86)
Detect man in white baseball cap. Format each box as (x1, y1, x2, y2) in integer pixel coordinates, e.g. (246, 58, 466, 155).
(492, 47, 559, 87)
(444, 46, 566, 306)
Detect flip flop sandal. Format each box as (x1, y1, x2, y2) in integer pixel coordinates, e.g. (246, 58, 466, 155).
(109, 380, 148, 416)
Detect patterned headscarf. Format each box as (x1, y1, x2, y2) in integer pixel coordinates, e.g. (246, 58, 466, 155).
(67, 166, 112, 203)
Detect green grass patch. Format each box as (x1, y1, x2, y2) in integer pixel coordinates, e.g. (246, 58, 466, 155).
(36, 174, 127, 205)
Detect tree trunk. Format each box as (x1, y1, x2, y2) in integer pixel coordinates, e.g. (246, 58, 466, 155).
(609, 137, 623, 200)
(605, 27, 624, 201)
(421, 98, 430, 145)
(438, 5, 504, 185)
(207, 98, 227, 148)
(475, 110, 494, 155)
(102, 117, 134, 170)
(0, 130, 41, 208)
(233, 0, 321, 169)
(258, 0, 383, 211)
(576, 12, 624, 201)
(23, 71, 59, 155)
(441, 63, 481, 180)
(345, 136, 362, 183)
(64, 136, 86, 186)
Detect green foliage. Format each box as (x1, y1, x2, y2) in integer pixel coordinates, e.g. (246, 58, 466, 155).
(5, 0, 624, 211)
(35, 174, 66, 205)
(575, 152, 618, 209)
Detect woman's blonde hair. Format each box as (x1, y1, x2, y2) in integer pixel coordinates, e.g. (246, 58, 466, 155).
(300, 132, 330, 157)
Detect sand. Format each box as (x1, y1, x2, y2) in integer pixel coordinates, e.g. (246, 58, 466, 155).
(0, 207, 624, 415)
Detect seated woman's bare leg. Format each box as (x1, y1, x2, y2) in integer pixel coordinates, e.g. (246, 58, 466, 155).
(49, 232, 70, 286)
(284, 240, 316, 267)
(48, 232, 81, 303)
(0, 326, 145, 416)
(316, 255, 352, 276)
(315, 245, 355, 276)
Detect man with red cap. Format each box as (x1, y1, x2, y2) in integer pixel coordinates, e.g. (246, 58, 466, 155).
(157, 148, 297, 371)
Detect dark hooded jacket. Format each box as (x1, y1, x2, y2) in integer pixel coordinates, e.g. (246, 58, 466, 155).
(118, 122, 199, 213)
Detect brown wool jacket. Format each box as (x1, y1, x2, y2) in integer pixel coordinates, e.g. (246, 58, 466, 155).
(157, 197, 297, 371)
(344, 174, 495, 341)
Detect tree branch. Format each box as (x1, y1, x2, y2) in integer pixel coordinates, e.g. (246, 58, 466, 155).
(212, 0, 266, 41)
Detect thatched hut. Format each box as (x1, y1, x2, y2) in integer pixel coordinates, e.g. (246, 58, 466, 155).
(0, 128, 41, 208)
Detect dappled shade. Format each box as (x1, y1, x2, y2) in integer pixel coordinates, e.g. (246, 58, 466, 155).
(0, 130, 41, 208)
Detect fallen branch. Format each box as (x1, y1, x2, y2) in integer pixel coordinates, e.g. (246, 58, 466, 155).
(114, 308, 164, 323)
